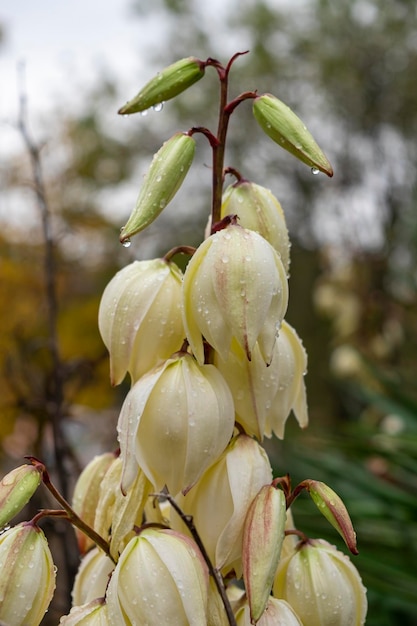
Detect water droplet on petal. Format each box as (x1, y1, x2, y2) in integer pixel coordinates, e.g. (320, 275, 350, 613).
(311, 167, 320, 175)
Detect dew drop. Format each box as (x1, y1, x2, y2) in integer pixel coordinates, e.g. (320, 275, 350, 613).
(311, 167, 320, 175)
(140, 109, 149, 117)
(122, 238, 131, 248)
(153, 102, 164, 112)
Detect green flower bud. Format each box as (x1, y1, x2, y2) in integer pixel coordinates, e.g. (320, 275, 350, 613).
(106, 528, 209, 625)
(305, 480, 358, 554)
(182, 224, 288, 366)
(117, 352, 235, 496)
(253, 94, 333, 177)
(0, 464, 42, 529)
(273, 539, 367, 626)
(98, 258, 184, 385)
(120, 132, 195, 242)
(221, 181, 291, 274)
(242, 485, 286, 623)
(264, 320, 308, 440)
(60, 598, 110, 625)
(174, 434, 273, 576)
(0, 522, 56, 626)
(71, 452, 116, 554)
(71, 548, 115, 608)
(118, 57, 206, 114)
(236, 598, 303, 626)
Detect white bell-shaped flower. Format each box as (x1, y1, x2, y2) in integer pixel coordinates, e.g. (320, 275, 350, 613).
(264, 320, 308, 439)
(182, 224, 288, 365)
(174, 434, 273, 576)
(117, 352, 235, 496)
(98, 258, 184, 385)
(273, 539, 367, 626)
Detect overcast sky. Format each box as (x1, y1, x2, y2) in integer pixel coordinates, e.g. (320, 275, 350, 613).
(0, 1, 158, 147)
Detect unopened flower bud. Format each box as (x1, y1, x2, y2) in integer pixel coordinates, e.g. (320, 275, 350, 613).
(236, 598, 303, 626)
(305, 480, 358, 554)
(253, 94, 333, 177)
(221, 181, 290, 273)
(106, 528, 208, 625)
(72, 548, 114, 607)
(118, 57, 206, 114)
(117, 352, 235, 496)
(273, 539, 367, 626)
(60, 598, 110, 625)
(174, 434, 273, 576)
(98, 258, 184, 385)
(0, 522, 56, 626)
(120, 132, 195, 242)
(182, 224, 288, 365)
(0, 464, 42, 529)
(264, 320, 308, 439)
(72, 452, 116, 554)
(242, 484, 286, 623)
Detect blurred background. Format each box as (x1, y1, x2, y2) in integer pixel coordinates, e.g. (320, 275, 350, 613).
(1, 1, 416, 624)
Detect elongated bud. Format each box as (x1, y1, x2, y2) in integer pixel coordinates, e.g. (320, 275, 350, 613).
(273, 539, 367, 626)
(221, 181, 290, 274)
(242, 485, 286, 623)
(106, 528, 209, 625)
(120, 132, 195, 242)
(118, 57, 206, 114)
(305, 479, 358, 554)
(71, 452, 116, 554)
(0, 522, 56, 626)
(60, 598, 110, 625)
(0, 464, 42, 529)
(253, 94, 333, 177)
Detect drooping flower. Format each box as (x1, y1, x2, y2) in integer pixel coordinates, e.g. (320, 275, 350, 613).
(93, 456, 152, 560)
(71, 548, 115, 608)
(117, 352, 234, 496)
(214, 338, 281, 440)
(174, 434, 273, 576)
(273, 539, 367, 626)
(72, 452, 116, 554)
(0, 522, 56, 626)
(98, 259, 184, 385)
(182, 224, 288, 365)
(106, 528, 208, 625)
(264, 320, 308, 439)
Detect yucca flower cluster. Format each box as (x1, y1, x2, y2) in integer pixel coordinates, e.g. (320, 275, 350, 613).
(0, 53, 367, 625)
